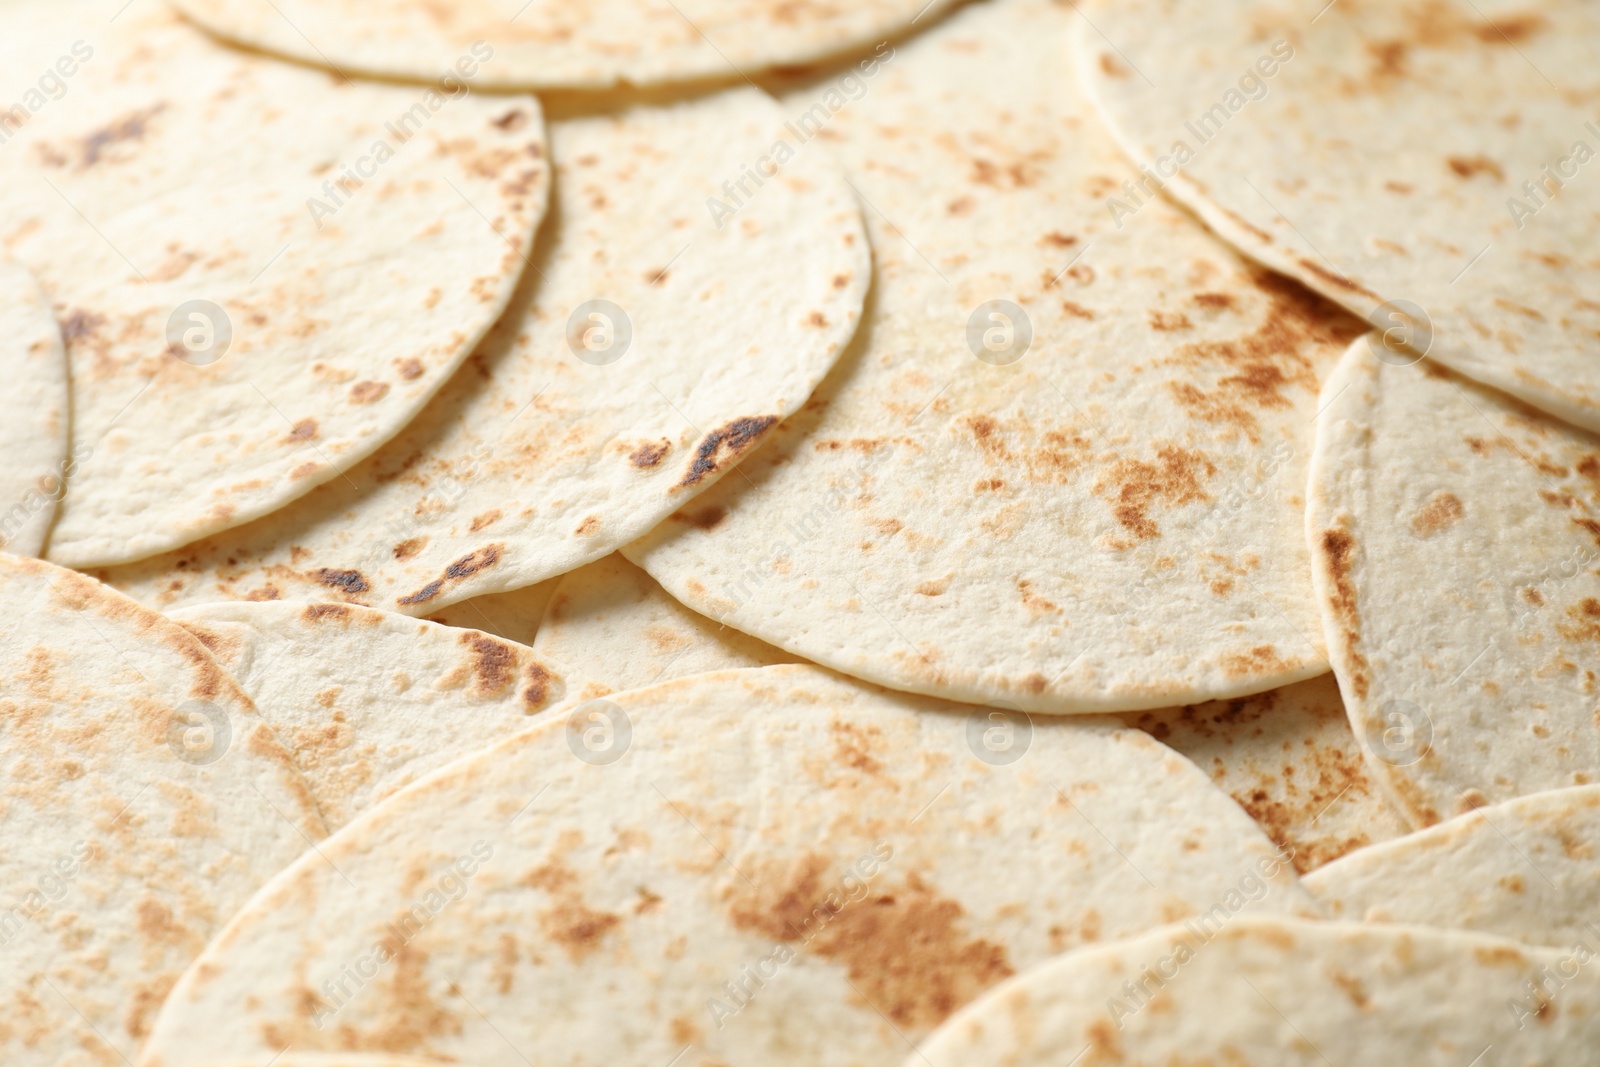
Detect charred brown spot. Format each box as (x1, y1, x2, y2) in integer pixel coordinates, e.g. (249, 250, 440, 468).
(396, 357, 425, 380)
(393, 537, 425, 560)
(1409, 491, 1465, 537)
(629, 439, 670, 468)
(1476, 14, 1546, 43)
(678, 416, 778, 488)
(79, 104, 166, 167)
(1094, 445, 1216, 544)
(1319, 527, 1370, 700)
(314, 568, 369, 594)
(1149, 310, 1192, 331)
(349, 380, 390, 404)
(58, 309, 105, 344)
(1447, 155, 1504, 181)
(461, 632, 515, 695)
(398, 545, 504, 605)
(520, 662, 553, 709)
(491, 108, 528, 131)
(302, 603, 350, 621)
(286, 419, 317, 443)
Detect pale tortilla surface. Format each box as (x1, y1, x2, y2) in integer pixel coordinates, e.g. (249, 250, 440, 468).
(100, 87, 868, 617)
(1307, 784, 1600, 949)
(1130, 672, 1409, 872)
(140, 665, 1315, 1067)
(0, 0, 549, 566)
(1077, 0, 1600, 433)
(627, 0, 1366, 714)
(426, 578, 561, 649)
(1308, 340, 1600, 828)
(915, 917, 1598, 1066)
(0, 260, 68, 557)
(0, 555, 325, 1067)
(534, 554, 795, 698)
(170, 601, 567, 829)
(170, 0, 955, 91)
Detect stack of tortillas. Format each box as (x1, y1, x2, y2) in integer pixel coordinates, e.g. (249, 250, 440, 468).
(2, 0, 1596, 1063)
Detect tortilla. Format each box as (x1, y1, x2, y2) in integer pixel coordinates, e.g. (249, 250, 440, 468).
(169, 600, 567, 829)
(0, 0, 548, 568)
(1308, 338, 1600, 828)
(169, 0, 952, 91)
(0, 555, 325, 1067)
(1076, 0, 1600, 434)
(625, 0, 1365, 714)
(1306, 785, 1600, 949)
(98, 86, 868, 618)
(0, 259, 68, 558)
(424, 578, 562, 649)
(915, 916, 1599, 1066)
(533, 553, 795, 698)
(1130, 672, 1409, 872)
(140, 664, 1315, 1067)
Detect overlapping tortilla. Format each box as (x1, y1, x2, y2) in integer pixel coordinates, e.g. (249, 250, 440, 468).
(0, 0, 549, 566)
(426, 578, 561, 649)
(170, 601, 566, 829)
(170, 0, 953, 90)
(1307, 785, 1600, 949)
(0, 260, 68, 557)
(140, 665, 1315, 1067)
(1076, 0, 1600, 433)
(533, 554, 795, 698)
(0, 555, 325, 1066)
(100, 86, 868, 617)
(626, 0, 1365, 714)
(915, 917, 1599, 1065)
(1308, 339, 1600, 827)
(1131, 673, 1409, 872)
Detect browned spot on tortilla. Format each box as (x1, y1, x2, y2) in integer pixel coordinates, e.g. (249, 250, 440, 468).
(1558, 598, 1600, 644)
(1447, 155, 1504, 181)
(461, 632, 515, 695)
(1149, 310, 1192, 332)
(1522, 587, 1545, 606)
(1409, 491, 1464, 537)
(526, 852, 621, 961)
(289, 462, 319, 479)
(393, 537, 426, 560)
(314, 568, 369, 594)
(1219, 644, 1291, 678)
(1386, 180, 1414, 194)
(58, 309, 105, 344)
(78, 104, 166, 167)
(727, 856, 1013, 1029)
(1093, 445, 1216, 544)
(491, 108, 528, 131)
(1099, 52, 1129, 78)
(1366, 39, 1408, 79)
(302, 603, 350, 622)
(831, 720, 885, 775)
(806, 311, 829, 328)
(397, 544, 504, 605)
(1573, 517, 1600, 548)
(678, 416, 779, 488)
(574, 515, 600, 536)
(1319, 528, 1369, 699)
(1476, 13, 1546, 42)
(286, 419, 317, 443)
(832, 272, 852, 289)
(349, 380, 389, 404)
(1061, 299, 1094, 319)
(469, 509, 502, 533)
(1192, 292, 1237, 311)
(396, 357, 425, 379)
(520, 662, 553, 709)
(629, 439, 670, 468)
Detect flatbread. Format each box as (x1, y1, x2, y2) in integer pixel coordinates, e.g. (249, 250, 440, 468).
(0, 0, 549, 567)
(0, 555, 325, 1066)
(915, 917, 1599, 1066)
(626, 0, 1366, 714)
(1130, 672, 1409, 872)
(0, 259, 68, 557)
(98, 86, 868, 617)
(169, 0, 952, 91)
(140, 665, 1316, 1067)
(169, 601, 567, 829)
(425, 578, 561, 649)
(1076, 0, 1600, 434)
(533, 553, 795, 697)
(1306, 785, 1600, 949)
(1308, 339, 1600, 828)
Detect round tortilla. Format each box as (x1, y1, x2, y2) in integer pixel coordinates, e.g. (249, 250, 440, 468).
(1308, 338, 1600, 828)
(0, 555, 325, 1066)
(1075, 0, 1600, 434)
(169, 601, 567, 830)
(915, 917, 1599, 1066)
(626, 0, 1366, 714)
(1130, 672, 1409, 872)
(0, 259, 68, 557)
(97, 86, 868, 617)
(140, 664, 1315, 1067)
(1306, 785, 1600, 949)
(533, 553, 795, 698)
(0, 0, 549, 567)
(169, 0, 953, 91)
